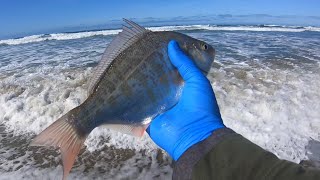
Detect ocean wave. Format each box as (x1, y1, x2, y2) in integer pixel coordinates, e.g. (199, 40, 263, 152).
(0, 29, 122, 46)
(1, 25, 320, 46)
(1, 29, 320, 178)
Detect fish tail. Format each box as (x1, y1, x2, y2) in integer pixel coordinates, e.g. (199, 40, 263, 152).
(30, 114, 87, 180)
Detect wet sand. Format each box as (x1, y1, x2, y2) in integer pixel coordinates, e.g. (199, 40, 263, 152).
(0, 124, 172, 179)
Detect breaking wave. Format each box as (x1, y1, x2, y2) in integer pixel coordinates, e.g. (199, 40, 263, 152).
(1, 24, 320, 45)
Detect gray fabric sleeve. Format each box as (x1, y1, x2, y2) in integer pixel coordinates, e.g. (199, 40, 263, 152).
(172, 128, 235, 180)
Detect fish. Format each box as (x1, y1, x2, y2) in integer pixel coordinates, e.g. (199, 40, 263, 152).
(30, 19, 216, 179)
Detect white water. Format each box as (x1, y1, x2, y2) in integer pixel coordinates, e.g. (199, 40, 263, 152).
(210, 64, 320, 162)
(1, 25, 320, 45)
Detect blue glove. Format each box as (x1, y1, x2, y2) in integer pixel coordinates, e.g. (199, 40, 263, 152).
(147, 40, 225, 161)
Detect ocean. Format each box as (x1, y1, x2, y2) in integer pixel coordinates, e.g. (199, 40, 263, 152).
(0, 24, 320, 179)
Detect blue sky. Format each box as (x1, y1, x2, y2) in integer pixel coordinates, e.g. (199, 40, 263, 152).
(1, 0, 320, 38)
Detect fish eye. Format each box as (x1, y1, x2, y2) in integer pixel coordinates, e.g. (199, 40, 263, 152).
(202, 44, 208, 50)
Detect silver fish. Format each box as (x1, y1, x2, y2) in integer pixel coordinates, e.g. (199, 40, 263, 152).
(30, 19, 215, 179)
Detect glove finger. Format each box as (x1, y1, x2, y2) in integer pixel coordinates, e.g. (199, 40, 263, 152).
(168, 40, 205, 82)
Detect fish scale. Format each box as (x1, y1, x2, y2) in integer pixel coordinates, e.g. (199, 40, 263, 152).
(30, 19, 215, 180)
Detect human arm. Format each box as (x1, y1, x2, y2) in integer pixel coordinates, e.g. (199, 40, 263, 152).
(175, 129, 320, 180)
(147, 40, 320, 180)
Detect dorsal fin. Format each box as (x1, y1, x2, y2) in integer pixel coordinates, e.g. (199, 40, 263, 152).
(87, 19, 149, 95)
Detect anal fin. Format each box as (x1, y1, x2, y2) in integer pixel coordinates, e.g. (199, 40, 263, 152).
(102, 124, 148, 137)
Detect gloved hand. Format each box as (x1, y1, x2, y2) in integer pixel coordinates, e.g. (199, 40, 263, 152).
(147, 40, 225, 161)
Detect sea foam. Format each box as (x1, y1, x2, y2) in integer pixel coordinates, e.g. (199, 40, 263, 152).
(1, 25, 319, 46)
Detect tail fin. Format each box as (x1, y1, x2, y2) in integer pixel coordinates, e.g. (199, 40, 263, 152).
(30, 115, 87, 180)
